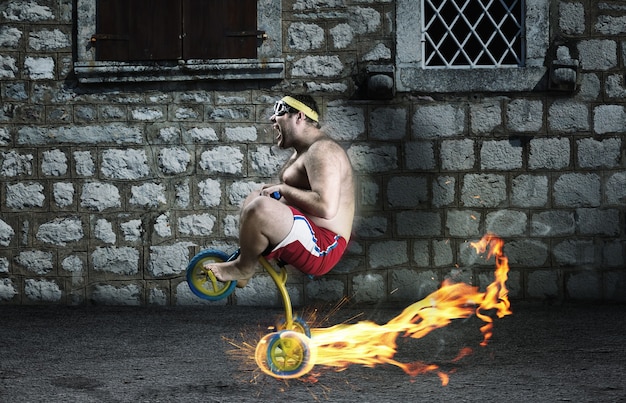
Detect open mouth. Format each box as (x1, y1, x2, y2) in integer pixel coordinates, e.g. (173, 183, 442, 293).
(273, 125, 282, 141)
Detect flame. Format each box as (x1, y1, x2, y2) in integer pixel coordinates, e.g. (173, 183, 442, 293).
(302, 233, 511, 383)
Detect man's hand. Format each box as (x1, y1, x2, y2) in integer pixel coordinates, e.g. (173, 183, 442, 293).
(260, 184, 282, 199)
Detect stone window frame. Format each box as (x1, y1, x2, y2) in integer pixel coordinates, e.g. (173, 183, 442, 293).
(395, 0, 550, 93)
(74, 0, 284, 83)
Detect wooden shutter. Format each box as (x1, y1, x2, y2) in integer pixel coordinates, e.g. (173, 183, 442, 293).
(95, 0, 257, 61)
(183, 0, 258, 59)
(95, 0, 182, 61)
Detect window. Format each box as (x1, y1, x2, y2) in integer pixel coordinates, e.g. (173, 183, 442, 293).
(75, 0, 283, 83)
(423, 0, 523, 68)
(396, 0, 549, 92)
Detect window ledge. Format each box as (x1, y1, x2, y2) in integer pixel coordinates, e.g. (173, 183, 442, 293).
(74, 58, 285, 83)
(396, 66, 548, 93)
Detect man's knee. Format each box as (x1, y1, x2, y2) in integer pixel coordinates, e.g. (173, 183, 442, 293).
(242, 195, 273, 218)
(242, 196, 292, 225)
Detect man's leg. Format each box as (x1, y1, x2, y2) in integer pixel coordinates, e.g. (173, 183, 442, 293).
(206, 195, 293, 286)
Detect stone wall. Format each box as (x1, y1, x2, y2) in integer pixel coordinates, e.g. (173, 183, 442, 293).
(0, 0, 624, 306)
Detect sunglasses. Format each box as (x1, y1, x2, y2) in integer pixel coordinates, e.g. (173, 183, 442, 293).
(273, 100, 293, 117)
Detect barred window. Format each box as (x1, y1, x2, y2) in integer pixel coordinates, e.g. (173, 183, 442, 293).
(423, 0, 524, 68)
(396, 0, 548, 93)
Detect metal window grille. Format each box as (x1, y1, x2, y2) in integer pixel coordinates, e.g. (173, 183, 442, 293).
(422, 0, 525, 68)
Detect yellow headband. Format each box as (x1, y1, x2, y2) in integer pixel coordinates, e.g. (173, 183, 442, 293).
(281, 96, 319, 122)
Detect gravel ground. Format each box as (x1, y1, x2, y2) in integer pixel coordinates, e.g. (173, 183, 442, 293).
(0, 302, 624, 402)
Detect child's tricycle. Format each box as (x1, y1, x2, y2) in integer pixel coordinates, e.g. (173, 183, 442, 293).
(186, 247, 316, 379)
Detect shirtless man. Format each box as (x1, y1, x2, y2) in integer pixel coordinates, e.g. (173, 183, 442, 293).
(206, 94, 355, 287)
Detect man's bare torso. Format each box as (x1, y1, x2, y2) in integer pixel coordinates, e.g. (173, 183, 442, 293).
(280, 138, 355, 241)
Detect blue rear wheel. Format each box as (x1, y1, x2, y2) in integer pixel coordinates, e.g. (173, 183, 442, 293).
(186, 249, 236, 301)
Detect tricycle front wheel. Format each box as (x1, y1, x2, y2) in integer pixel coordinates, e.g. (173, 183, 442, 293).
(255, 330, 316, 379)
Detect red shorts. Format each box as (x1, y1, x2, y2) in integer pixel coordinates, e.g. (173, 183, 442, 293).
(264, 206, 347, 277)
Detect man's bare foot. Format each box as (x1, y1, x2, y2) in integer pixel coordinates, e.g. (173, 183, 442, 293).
(204, 260, 254, 288)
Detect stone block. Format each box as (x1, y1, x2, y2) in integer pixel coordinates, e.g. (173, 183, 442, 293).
(531, 211, 576, 237)
(158, 147, 191, 174)
(24, 278, 62, 303)
(324, 105, 365, 141)
(405, 141, 435, 170)
(396, 211, 441, 236)
(504, 239, 549, 267)
(461, 174, 506, 207)
(602, 241, 624, 268)
(175, 281, 227, 306)
(101, 149, 150, 179)
(433, 239, 453, 267)
(548, 101, 589, 132)
(24, 56, 54, 80)
(529, 138, 570, 170)
(91, 246, 140, 276)
(15, 250, 54, 275)
(576, 208, 620, 236)
(577, 137, 621, 168)
(347, 144, 398, 173)
(6, 182, 45, 209)
(554, 173, 601, 207)
(352, 273, 385, 304)
(470, 100, 502, 133)
(553, 240, 595, 266)
(577, 39, 617, 70)
(177, 214, 216, 237)
(306, 278, 345, 302)
(595, 15, 626, 35)
(370, 108, 406, 140)
(606, 172, 626, 205)
(89, 283, 142, 306)
(387, 176, 427, 208)
(593, 105, 626, 134)
(412, 240, 429, 266)
(559, 1, 585, 35)
(369, 240, 407, 268)
(441, 139, 475, 170)
(0, 278, 19, 302)
(604, 271, 626, 301)
(432, 176, 455, 207)
(235, 275, 279, 307)
(446, 210, 481, 237)
(567, 271, 602, 300)
(512, 174, 548, 207)
(390, 269, 438, 301)
(527, 270, 559, 299)
(485, 210, 527, 236)
(413, 104, 465, 138)
(480, 139, 523, 170)
(148, 242, 194, 277)
(354, 215, 388, 238)
(292, 55, 343, 77)
(288, 22, 324, 51)
(200, 146, 244, 174)
(130, 183, 167, 208)
(506, 99, 543, 132)
(36, 217, 84, 247)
